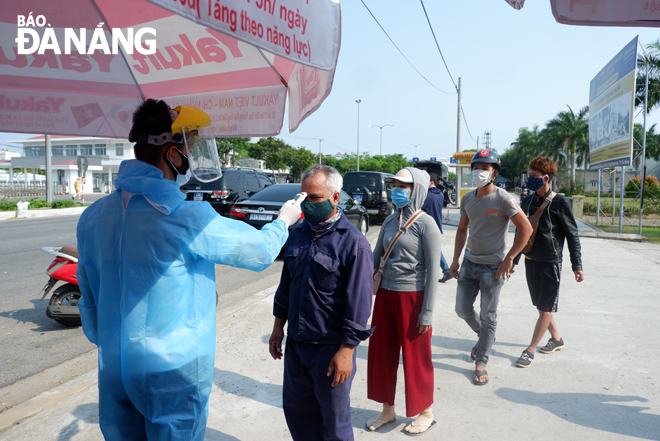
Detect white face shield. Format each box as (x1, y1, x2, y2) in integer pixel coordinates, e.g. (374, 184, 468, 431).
(182, 129, 222, 183)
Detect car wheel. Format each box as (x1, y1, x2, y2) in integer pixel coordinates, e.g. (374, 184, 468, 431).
(359, 216, 368, 236)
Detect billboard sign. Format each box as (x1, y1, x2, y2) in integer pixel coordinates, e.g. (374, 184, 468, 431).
(589, 37, 638, 170)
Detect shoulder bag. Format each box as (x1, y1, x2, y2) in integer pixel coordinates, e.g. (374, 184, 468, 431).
(373, 210, 425, 295)
(522, 191, 556, 254)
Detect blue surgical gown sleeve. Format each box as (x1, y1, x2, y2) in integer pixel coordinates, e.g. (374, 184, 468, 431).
(76, 210, 98, 345)
(188, 203, 289, 271)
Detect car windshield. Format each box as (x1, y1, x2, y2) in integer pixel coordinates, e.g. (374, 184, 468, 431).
(247, 184, 301, 202)
(343, 173, 381, 190)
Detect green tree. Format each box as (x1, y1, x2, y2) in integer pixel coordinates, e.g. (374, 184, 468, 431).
(543, 105, 589, 189)
(216, 137, 250, 166)
(633, 123, 660, 163)
(246, 137, 291, 171)
(636, 39, 660, 113)
(286, 148, 318, 182)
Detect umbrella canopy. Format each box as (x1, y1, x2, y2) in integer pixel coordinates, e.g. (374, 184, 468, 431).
(504, 0, 660, 27)
(0, 0, 340, 138)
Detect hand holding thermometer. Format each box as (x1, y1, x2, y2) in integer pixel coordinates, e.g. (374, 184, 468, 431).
(278, 192, 307, 227)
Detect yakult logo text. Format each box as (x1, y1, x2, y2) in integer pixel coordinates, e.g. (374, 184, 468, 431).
(15, 13, 157, 55)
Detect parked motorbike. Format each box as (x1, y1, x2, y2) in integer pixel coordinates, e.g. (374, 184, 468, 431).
(520, 187, 530, 203)
(438, 178, 457, 207)
(40, 245, 81, 327)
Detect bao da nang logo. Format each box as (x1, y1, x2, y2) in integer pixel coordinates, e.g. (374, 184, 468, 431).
(15, 12, 157, 55)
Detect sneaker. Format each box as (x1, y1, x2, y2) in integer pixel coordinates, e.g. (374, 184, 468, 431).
(516, 350, 534, 368)
(540, 338, 565, 354)
(439, 273, 452, 283)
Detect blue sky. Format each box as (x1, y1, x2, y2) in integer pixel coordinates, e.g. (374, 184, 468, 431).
(2, 1, 659, 161)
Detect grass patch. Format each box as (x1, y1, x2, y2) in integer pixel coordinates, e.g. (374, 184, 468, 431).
(0, 197, 83, 212)
(587, 223, 660, 243)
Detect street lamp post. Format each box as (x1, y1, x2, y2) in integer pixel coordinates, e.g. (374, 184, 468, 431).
(406, 143, 425, 159)
(368, 124, 394, 156)
(355, 100, 361, 171)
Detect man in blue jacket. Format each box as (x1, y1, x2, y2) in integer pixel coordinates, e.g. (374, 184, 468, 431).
(268, 165, 374, 441)
(421, 172, 452, 283)
(77, 99, 301, 440)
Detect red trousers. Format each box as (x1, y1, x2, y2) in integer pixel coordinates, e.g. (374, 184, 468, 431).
(367, 289, 433, 417)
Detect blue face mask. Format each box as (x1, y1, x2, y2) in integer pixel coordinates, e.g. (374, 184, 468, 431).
(526, 175, 547, 192)
(391, 187, 411, 208)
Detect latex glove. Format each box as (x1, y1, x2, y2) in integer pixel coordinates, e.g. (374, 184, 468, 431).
(278, 193, 305, 228)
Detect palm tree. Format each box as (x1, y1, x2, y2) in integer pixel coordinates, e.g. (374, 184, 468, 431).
(543, 106, 589, 189)
(636, 39, 660, 113)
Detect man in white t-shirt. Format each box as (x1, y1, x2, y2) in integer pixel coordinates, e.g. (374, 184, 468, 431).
(449, 149, 532, 386)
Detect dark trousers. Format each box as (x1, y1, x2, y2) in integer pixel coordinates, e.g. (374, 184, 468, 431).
(283, 338, 356, 441)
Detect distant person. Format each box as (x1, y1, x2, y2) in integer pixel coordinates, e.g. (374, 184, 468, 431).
(74, 177, 81, 200)
(367, 167, 441, 436)
(421, 172, 452, 282)
(515, 156, 584, 368)
(269, 165, 374, 441)
(449, 149, 532, 386)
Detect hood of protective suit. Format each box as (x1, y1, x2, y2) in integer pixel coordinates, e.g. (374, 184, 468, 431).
(115, 159, 185, 215)
(397, 167, 430, 224)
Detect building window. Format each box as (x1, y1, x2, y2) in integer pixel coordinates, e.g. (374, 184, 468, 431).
(26, 145, 45, 157)
(590, 181, 597, 188)
(94, 144, 107, 155)
(65, 145, 77, 156)
(52, 146, 63, 156)
(115, 144, 124, 156)
(80, 144, 93, 155)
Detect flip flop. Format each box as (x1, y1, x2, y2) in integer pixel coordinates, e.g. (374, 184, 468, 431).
(367, 416, 396, 432)
(404, 420, 437, 437)
(471, 345, 477, 361)
(474, 368, 488, 386)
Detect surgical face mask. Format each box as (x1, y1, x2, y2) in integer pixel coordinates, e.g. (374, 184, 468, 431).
(302, 198, 336, 224)
(526, 175, 548, 192)
(391, 187, 411, 208)
(471, 169, 492, 188)
(164, 147, 190, 185)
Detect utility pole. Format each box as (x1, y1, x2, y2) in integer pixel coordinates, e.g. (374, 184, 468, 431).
(476, 136, 479, 150)
(356, 99, 361, 171)
(45, 134, 52, 204)
(456, 77, 462, 153)
(318, 139, 323, 164)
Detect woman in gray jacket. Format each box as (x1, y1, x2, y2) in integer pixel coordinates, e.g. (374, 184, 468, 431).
(366, 167, 441, 436)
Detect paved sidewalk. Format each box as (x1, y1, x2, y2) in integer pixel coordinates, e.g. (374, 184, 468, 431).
(1, 229, 660, 440)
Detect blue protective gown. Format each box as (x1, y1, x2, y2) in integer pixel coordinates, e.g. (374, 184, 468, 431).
(76, 160, 288, 440)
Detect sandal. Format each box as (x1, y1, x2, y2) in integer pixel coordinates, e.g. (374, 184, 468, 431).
(367, 416, 396, 432)
(474, 368, 488, 386)
(404, 420, 437, 437)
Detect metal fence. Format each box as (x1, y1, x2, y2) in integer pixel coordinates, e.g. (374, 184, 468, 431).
(0, 182, 68, 197)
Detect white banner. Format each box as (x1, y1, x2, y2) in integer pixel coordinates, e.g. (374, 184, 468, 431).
(146, 0, 340, 70)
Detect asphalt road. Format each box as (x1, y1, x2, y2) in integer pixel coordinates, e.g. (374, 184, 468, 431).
(0, 213, 378, 397)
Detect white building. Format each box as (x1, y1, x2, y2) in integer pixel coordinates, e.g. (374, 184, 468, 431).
(3, 136, 134, 194)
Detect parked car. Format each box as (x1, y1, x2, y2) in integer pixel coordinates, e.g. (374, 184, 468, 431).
(230, 183, 369, 235)
(180, 168, 274, 216)
(342, 171, 395, 223)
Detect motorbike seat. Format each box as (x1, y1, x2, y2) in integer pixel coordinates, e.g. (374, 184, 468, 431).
(60, 245, 79, 259)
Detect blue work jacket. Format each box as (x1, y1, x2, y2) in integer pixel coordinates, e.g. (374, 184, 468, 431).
(421, 187, 444, 234)
(273, 213, 374, 346)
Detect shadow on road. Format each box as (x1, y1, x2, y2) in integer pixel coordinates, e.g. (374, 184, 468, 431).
(496, 388, 660, 440)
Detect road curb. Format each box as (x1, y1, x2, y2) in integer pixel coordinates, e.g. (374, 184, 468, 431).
(0, 207, 87, 221)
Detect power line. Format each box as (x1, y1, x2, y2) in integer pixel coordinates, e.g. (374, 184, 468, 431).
(359, 0, 452, 95)
(418, 0, 476, 141)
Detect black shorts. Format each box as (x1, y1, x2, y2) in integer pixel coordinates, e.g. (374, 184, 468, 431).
(525, 258, 561, 313)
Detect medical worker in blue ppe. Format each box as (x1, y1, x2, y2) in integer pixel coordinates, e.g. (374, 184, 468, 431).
(76, 99, 302, 441)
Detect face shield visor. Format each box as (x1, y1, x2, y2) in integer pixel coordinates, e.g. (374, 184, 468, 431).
(172, 106, 222, 183)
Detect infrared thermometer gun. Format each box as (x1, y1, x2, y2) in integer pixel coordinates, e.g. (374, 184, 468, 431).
(293, 192, 307, 203)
